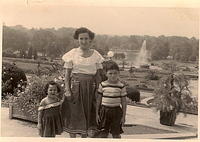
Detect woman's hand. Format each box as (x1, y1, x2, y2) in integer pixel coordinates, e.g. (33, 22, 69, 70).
(64, 90, 72, 101)
(96, 113, 100, 125)
(121, 117, 126, 127)
(37, 123, 42, 130)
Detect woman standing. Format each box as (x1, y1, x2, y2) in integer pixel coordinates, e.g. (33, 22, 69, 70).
(62, 27, 104, 138)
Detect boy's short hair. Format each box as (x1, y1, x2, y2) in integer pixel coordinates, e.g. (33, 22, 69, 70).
(103, 60, 119, 72)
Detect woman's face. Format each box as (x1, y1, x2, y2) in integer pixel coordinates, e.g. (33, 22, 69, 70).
(78, 32, 91, 50)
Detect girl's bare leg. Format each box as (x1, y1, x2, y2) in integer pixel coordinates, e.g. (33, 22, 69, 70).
(69, 133, 76, 138)
(81, 134, 87, 138)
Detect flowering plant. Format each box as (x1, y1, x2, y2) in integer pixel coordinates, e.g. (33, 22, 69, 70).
(12, 71, 66, 121)
(2, 62, 27, 99)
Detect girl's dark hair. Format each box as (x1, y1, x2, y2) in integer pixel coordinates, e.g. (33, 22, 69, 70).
(103, 60, 120, 72)
(44, 81, 61, 96)
(73, 27, 95, 40)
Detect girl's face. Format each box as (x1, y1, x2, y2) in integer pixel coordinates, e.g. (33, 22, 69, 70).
(78, 33, 91, 50)
(106, 69, 119, 83)
(47, 85, 58, 97)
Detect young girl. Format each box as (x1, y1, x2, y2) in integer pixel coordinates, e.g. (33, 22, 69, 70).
(37, 81, 64, 137)
(96, 61, 127, 138)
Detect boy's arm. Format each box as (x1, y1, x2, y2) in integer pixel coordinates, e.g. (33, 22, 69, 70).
(121, 85, 127, 126)
(96, 83, 103, 124)
(121, 97, 127, 124)
(96, 93, 102, 124)
(121, 97, 127, 126)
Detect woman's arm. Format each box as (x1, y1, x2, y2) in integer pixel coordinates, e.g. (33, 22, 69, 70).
(96, 93, 102, 124)
(95, 69, 103, 86)
(64, 68, 72, 99)
(121, 97, 127, 126)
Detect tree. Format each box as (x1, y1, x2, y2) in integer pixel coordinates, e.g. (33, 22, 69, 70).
(3, 25, 29, 55)
(20, 50, 27, 58)
(94, 35, 110, 55)
(3, 25, 199, 62)
(189, 37, 199, 61)
(46, 41, 62, 60)
(168, 36, 192, 61)
(151, 40, 169, 60)
(32, 29, 57, 57)
(27, 46, 33, 59)
(55, 27, 75, 54)
(33, 48, 38, 60)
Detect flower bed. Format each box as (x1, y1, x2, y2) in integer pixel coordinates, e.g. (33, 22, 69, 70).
(2, 62, 27, 99)
(9, 72, 65, 123)
(9, 100, 38, 122)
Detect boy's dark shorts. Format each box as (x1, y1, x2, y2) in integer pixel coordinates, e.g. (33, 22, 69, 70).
(98, 105, 123, 135)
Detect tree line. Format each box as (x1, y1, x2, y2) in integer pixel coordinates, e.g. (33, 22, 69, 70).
(2, 25, 199, 62)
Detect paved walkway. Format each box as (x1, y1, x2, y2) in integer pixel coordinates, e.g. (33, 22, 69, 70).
(1, 105, 198, 139)
(124, 105, 197, 139)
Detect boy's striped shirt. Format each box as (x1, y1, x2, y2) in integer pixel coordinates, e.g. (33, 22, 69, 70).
(98, 81, 127, 107)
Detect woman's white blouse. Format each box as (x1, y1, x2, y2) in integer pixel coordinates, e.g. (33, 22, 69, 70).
(62, 47, 104, 75)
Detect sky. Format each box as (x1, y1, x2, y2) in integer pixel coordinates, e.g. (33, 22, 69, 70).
(0, 0, 199, 38)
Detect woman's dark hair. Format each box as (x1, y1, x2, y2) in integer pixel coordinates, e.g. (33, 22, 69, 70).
(44, 81, 61, 95)
(103, 60, 120, 72)
(73, 27, 95, 40)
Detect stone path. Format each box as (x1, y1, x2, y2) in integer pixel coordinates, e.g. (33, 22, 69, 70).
(1, 105, 198, 139)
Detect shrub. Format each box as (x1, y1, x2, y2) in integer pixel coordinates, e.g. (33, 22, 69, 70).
(2, 62, 27, 98)
(120, 80, 140, 103)
(126, 86, 140, 102)
(140, 64, 150, 69)
(145, 70, 160, 80)
(11, 73, 65, 121)
(2, 49, 17, 58)
(152, 73, 197, 114)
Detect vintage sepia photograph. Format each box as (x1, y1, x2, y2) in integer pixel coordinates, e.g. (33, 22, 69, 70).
(0, 0, 199, 140)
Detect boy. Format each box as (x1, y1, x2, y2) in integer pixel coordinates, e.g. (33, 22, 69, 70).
(96, 61, 127, 138)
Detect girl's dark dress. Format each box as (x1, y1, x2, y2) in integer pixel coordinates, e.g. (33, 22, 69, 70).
(39, 102, 63, 137)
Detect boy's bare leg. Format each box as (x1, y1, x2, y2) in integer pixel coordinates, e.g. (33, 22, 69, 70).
(112, 134, 121, 138)
(98, 131, 109, 138)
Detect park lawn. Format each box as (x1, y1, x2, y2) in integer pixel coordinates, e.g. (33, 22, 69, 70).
(3, 60, 53, 73)
(151, 60, 198, 70)
(120, 70, 158, 88)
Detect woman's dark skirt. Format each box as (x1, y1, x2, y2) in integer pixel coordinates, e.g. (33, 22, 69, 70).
(62, 73, 97, 135)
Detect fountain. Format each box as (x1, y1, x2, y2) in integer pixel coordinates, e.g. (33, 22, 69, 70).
(134, 40, 150, 68)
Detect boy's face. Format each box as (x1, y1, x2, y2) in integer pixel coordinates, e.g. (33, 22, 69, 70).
(106, 69, 119, 82)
